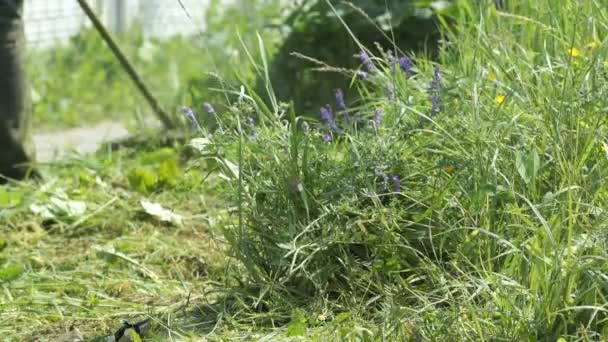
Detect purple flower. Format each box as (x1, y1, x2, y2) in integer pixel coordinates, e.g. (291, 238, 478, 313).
(180, 106, 201, 131)
(430, 94, 440, 115)
(204, 102, 215, 114)
(391, 175, 400, 193)
(433, 66, 442, 83)
(399, 56, 413, 77)
(358, 70, 369, 79)
(320, 105, 338, 132)
(320, 106, 332, 124)
(429, 66, 442, 91)
(374, 108, 383, 127)
(359, 50, 375, 73)
(334, 88, 346, 111)
(323, 132, 333, 143)
(428, 66, 442, 115)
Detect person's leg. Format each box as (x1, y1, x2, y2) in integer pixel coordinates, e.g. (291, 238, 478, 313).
(0, 0, 35, 182)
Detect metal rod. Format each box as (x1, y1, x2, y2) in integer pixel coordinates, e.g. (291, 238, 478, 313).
(75, 0, 174, 128)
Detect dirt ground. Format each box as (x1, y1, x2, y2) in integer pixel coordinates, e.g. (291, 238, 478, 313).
(33, 121, 130, 163)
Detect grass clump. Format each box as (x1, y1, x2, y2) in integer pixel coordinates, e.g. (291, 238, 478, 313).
(188, 0, 608, 339)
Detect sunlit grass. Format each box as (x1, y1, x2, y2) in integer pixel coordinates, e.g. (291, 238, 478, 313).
(3, 0, 608, 340)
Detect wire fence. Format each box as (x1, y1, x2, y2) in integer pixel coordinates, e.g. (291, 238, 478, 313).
(24, 0, 209, 49)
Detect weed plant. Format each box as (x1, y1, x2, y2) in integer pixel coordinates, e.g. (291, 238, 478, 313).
(188, 0, 608, 339)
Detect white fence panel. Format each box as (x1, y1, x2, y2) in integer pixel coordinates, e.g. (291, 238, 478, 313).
(24, 0, 210, 48)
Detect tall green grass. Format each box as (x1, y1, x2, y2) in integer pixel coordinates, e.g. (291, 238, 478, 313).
(186, 0, 608, 340)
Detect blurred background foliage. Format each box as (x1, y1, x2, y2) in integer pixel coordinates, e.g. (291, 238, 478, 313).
(27, 0, 452, 129)
(260, 0, 454, 114)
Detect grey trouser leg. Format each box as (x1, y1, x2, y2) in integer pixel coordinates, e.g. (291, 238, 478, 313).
(0, 0, 35, 182)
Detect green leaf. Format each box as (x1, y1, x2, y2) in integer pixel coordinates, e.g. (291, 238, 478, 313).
(127, 168, 157, 193)
(516, 150, 540, 185)
(515, 150, 529, 184)
(286, 320, 306, 337)
(385, 257, 399, 268)
(413, 208, 432, 222)
(139, 148, 176, 165)
(158, 159, 180, 185)
(0, 188, 22, 207)
(528, 150, 540, 184)
(335, 312, 350, 323)
(286, 309, 307, 337)
(128, 329, 142, 342)
(0, 265, 23, 282)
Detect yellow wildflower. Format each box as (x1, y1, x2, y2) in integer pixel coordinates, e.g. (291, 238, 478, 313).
(568, 47, 581, 57)
(444, 165, 456, 174)
(487, 73, 497, 81)
(585, 40, 600, 50)
(495, 95, 506, 106)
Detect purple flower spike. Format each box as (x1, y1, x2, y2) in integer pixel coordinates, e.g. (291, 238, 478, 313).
(320, 106, 332, 124)
(359, 50, 375, 73)
(204, 102, 215, 114)
(323, 132, 333, 143)
(180, 106, 202, 131)
(431, 95, 440, 115)
(392, 175, 401, 193)
(399, 56, 413, 77)
(334, 88, 346, 111)
(374, 108, 383, 127)
(428, 65, 442, 116)
(320, 105, 338, 132)
(433, 66, 442, 83)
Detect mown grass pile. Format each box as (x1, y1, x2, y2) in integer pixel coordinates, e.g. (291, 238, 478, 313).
(188, 0, 608, 339)
(0, 143, 236, 340)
